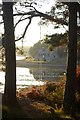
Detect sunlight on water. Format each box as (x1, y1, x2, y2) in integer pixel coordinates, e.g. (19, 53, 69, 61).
(16, 55, 25, 60)
(0, 71, 5, 84)
(0, 55, 25, 62)
(0, 67, 44, 93)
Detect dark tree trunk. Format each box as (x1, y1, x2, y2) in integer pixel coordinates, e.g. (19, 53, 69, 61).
(3, 2, 16, 103)
(63, 3, 77, 116)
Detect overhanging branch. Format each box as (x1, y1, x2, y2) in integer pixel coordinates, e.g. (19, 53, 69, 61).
(13, 11, 68, 26)
(15, 17, 32, 41)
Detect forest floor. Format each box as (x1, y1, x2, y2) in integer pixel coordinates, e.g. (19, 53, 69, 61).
(2, 83, 80, 120)
(1, 58, 80, 119)
(15, 88, 73, 119)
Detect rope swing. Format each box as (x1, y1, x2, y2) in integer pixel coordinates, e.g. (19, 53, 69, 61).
(39, 16, 43, 81)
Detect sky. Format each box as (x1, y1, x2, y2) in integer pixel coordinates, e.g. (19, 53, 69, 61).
(15, 0, 57, 47)
(15, 17, 66, 47)
(0, 0, 66, 47)
(0, 0, 55, 46)
(15, 0, 66, 47)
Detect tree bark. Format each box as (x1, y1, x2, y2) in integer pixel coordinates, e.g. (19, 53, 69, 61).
(63, 2, 77, 116)
(3, 2, 16, 103)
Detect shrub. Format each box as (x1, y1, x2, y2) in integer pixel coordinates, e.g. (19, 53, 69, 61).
(44, 81, 65, 109)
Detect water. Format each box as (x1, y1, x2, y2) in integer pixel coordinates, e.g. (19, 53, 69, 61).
(0, 66, 66, 93)
(0, 55, 25, 61)
(0, 55, 66, 93)
(16, 55, 25, 60)
(0, 67, 45, 93)
(29, 66, 66, 81)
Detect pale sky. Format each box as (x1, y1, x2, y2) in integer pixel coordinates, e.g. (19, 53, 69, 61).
(15, 0, 56, 47)
(15, 0, 66, 47)
(15, 17, 66, 47)
(0, 0, 66, 47)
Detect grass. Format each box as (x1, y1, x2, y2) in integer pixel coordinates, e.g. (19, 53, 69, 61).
(25, 55, 66, 64)
(54, 109, 73, 119)
(25, 57, 47, 64)
(49, 57, 67, 66)
(2, 103, 76, 120)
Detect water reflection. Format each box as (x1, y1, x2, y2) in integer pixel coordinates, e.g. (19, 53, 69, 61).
(0, 67, 45, 93)
(29, 67, 65, 81)
(0, 66, 66, 93)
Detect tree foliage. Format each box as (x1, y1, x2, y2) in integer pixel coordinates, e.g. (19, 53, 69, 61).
(0, 0, 69, 43)
(1, 1, 80, 117)
(43, 33, 68, 49)
(41, 2, 68, 28)
(29, 40, 48, 57)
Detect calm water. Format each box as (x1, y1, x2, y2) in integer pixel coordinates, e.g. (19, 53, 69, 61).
(0, 56, 66, 93)
(0, 66, 66, 93)
(0, 67, 45, 93)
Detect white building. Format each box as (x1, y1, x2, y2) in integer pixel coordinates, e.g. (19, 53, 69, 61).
(35, 48, 58, 62)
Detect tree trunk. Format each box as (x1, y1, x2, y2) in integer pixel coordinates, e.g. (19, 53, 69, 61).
(63, 3, 77, 116)
(3, 2, 16, 103)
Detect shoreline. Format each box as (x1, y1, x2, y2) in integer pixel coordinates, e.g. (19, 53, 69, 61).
(0, 58, 66, 93)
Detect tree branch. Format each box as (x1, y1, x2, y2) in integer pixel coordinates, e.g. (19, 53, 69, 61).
(14, 4, 68, 42)
(13, 11, 68, 26)
(0, 3, 68, 26)
(14, 15, 24, 28)
(0, 21, 3, 24)
(15, 18, 32, 41)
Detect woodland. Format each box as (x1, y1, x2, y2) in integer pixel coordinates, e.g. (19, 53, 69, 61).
(0, 0, 80, 119)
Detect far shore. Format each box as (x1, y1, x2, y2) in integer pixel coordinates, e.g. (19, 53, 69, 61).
(16, 59, 66, 69)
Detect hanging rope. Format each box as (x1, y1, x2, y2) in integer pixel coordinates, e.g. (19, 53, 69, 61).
(21, 39, 24, 54)
(39, 16, 43, 81)
(40, 16, 42, 40)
